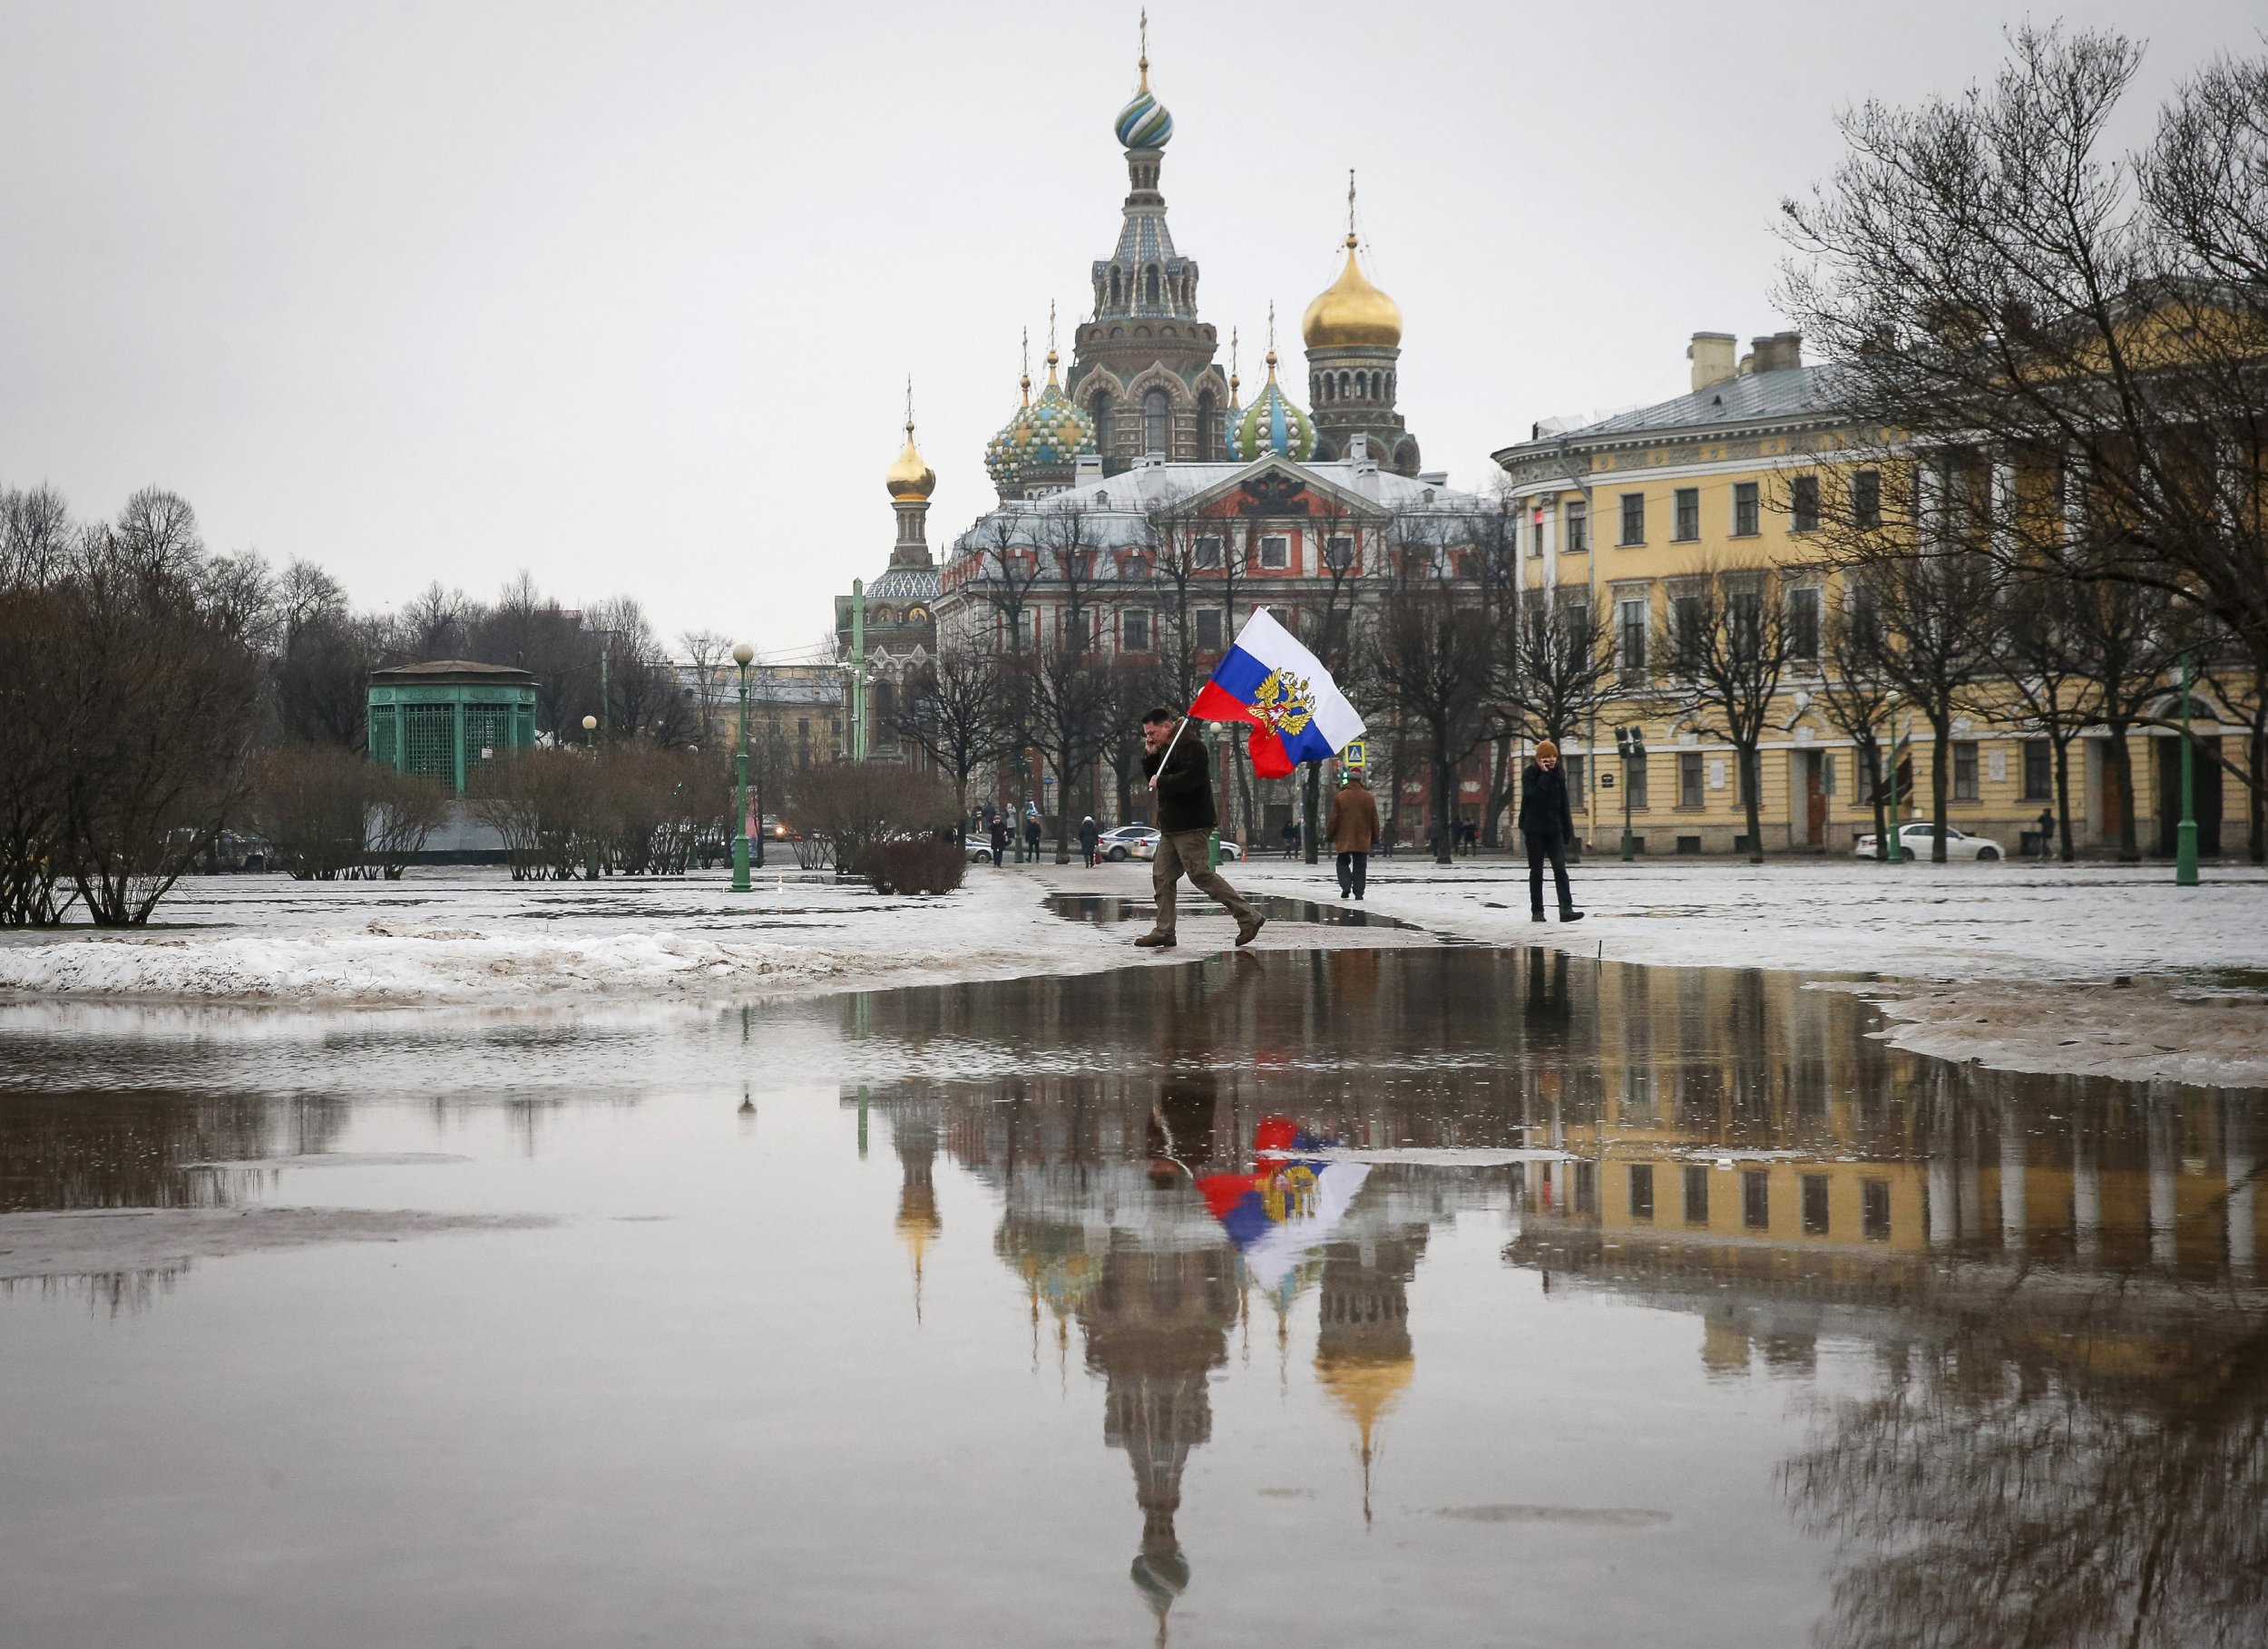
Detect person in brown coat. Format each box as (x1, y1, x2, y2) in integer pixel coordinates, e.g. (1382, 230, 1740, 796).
(1325, 772, 1382, 900)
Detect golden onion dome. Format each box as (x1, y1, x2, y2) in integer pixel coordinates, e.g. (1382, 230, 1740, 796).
(1302, 234, 1403, 349)
(885, 418, 935, 501)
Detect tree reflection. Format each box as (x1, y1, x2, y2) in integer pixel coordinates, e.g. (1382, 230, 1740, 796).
(1784, 1279, 2268, 1648)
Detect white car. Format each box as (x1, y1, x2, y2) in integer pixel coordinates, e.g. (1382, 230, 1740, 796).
(1098, 824, 1158, 862)
(1853, 822, 2006, 861)
(1130, 831, 1243, 863)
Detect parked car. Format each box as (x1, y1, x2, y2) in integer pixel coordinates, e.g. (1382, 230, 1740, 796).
(1130, 832, 1244, 863)
(1098, 824, 1159, 862)
(963, 834, 998, 864)
(1853, 822, 2006, 861)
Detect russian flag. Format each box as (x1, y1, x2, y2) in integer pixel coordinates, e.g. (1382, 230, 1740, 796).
(1195, 1116, 1370, 1290)
(1188, 609, 1366, 779)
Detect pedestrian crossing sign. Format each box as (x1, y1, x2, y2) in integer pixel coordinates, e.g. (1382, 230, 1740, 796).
(1342, 739, 1366, 770)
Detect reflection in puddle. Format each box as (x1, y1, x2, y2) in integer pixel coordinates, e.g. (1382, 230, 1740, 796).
(1044, 892, 1425, 930)
(0, 947, 2261, 1646)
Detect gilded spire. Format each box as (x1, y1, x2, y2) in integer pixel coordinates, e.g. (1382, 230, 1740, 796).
(1046, 299, 1061, 386)
(1139, 5, 1149, 92)
(885, 374, 935, 500)
(1228, 327, 1241, 403)
(1303, 178, 1403, 349)
(1266, 299, 1278, 377)
(1019, 327, 1031, 406)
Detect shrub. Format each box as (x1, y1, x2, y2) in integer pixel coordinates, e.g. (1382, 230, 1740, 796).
(866, 835, 965, 896)
(467, 746, 597, 880)
(244, 746, 449, 880)
(785, 761, 953, 878)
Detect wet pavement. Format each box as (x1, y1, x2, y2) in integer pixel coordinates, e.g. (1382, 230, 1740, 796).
(1, 948, 2262, 1648)
(1044, 891, 1427, 931)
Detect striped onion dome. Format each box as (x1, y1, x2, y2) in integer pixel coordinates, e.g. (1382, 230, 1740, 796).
(1228, 351, 1315, 463)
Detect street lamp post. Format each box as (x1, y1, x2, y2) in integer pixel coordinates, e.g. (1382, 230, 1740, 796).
(2175, 653, 2199, 886)
(582, 713, 597, 753)
(1614, 725, 1646, 862)
(732, 642, 754, 893)
(1883, 693, 1902, 865)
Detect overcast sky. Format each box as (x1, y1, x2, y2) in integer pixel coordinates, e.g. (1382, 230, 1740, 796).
(0, 1, 2254, 655)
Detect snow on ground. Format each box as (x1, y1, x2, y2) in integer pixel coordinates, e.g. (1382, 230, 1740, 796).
(1231, 855, 2268, 1086)
(2, 855, 2263, 1087)
(0, 868, 1137, 1006)
(1234, 855, 2268, 984)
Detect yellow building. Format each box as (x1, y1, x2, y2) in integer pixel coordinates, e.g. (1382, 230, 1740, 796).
(1492, 331, 2252, 858)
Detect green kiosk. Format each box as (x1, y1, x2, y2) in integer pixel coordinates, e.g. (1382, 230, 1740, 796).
(367, 660, 538, 795)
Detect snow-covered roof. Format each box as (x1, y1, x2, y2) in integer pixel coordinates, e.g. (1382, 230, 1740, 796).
(948, 455, 1483, 560)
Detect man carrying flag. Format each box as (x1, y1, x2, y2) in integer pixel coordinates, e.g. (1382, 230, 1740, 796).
(1135, 706, 1262, 950)
(1133, 610, 1367, 951)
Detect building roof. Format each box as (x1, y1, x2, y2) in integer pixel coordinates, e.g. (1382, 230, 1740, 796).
(370, 659, 537, 682)
(948, 454, 1480, 561)
(1497, 366, 1847, 462)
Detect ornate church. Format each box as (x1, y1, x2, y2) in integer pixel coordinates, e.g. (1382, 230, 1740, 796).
(838, 24, 1475, 834)
(976, 29, 1423, 496)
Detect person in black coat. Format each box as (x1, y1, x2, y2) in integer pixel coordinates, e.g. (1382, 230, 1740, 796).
(1133, 707, 1263, 949)
(1517, 739, 1584, 922)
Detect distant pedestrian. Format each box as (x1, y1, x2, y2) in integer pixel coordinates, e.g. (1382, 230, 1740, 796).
(1462, 821, 1479, 855)
(1519, 740, 1583, 922)
(1022, 811, 1041, 864)
(988, 813, 1009, 867)
(1079, 815, 1101, 867)
(1281, 817, 1300, 859)
(2036, 806, 2056, 862)
(1327, 773, 1381, 901)
(1134, 707, 1264, 951)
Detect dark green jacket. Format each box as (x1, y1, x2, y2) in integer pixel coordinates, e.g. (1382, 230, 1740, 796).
(1142, 728, 1217, 834)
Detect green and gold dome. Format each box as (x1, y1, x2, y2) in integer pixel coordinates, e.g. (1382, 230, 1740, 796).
(1229, 346, 1315, 463)
(984, 343, 1095, 494)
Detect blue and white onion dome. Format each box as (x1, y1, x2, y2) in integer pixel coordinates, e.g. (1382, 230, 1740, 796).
(984, 349, 1096, 491)
(1229, 348, 1316, 462)
(1114, 55, 1173, 150)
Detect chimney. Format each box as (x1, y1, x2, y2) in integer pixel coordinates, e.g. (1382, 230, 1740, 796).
(1749, 332, 1803, 373)
(1073, 454, 1104, 484)
(1688, 332, 1737, 394)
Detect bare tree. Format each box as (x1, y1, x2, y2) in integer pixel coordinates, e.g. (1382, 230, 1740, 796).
(679, 629, 736, 749)
(1367, 520, 1508, 864)
(1781, 27, 2268, 715)
(60, 493, 269, 922)
(1812, 586, 1901, 861)
(1665, 562, 1795, 864)
(890, 646, 1015, 823)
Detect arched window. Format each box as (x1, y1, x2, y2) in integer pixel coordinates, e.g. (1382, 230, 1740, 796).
(1372, 371, 1383, 401)
(1143, 267, 1160, 307)
(1090, 392, 1114, 452)
(1196, 390, 1217, 457)
(1338, 370, 1352, 401)
(1386, 371, 1395, 404)
(1143, 387, 1170, 454)
(1109, 268, 1121, 307)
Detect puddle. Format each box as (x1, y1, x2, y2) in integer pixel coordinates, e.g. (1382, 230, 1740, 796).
(1044, 891, 1424, 930)
(0, 948, 2261, 1647)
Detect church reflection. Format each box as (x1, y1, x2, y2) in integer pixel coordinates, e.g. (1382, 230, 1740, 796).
(842, 948, 2267, 1644)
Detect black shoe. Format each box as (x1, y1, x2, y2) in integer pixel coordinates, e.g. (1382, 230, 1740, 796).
(1339, 890, 1349, 900)
(1530, 912, 1547, 922)
(1559, 909, 1586, 922)
(1133, 932, 1176, 949)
